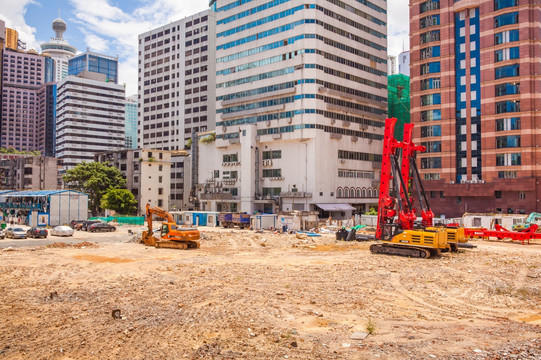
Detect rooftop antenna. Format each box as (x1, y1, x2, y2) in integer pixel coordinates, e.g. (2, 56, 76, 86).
(402, 38, 405, 52)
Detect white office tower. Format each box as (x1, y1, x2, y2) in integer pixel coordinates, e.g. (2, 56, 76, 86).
(56, 72, 126, 170)
(196, 0, 388, 214)
(40, 17, 77, 82)
(138, 10, 216, 151)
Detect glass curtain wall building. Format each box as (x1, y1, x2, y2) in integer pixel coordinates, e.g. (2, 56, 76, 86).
(68, 51, 118, 84)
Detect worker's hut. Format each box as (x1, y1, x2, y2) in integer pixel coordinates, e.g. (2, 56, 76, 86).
(172, 210, 219, 227)
(278, 211, 319, 231)
(250, 214, 278, 230)
(0, 190, 88, 226)
(462, 213, 526, 229)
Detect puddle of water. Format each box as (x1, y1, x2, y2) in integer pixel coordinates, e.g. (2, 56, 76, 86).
(73, 255, 134, 263)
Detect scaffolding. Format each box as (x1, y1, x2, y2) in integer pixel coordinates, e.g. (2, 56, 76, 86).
(387, 74, 410, 141)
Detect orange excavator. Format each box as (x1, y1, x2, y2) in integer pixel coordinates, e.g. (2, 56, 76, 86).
(142, 203, 201, 249)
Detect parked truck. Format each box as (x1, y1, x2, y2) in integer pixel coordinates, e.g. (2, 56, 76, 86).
(218, 212, 250, 229)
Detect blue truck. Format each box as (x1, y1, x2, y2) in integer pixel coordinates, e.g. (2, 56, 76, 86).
(218, 213, 250, 229)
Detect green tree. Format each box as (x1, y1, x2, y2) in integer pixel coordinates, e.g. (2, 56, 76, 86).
(101, 188, 138, 215)
(63, 162, 126, 216)
(365, 207, 378, 215)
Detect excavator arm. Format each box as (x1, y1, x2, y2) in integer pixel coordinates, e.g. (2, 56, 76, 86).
(145, 203, 175, 234)
(142, 203, 200, 250)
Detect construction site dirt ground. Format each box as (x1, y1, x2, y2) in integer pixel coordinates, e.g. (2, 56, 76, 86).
(0, 226, 540, 359)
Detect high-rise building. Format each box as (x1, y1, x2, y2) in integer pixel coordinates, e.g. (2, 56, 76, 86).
(56, 71, 125, 170)
(1, 20, 5, 128)
(195, 0, 387, 214)
(40, 17, 78, 82)
(69, 50, 118, 84)
(137, 10, 216, 151)
(398, 50, 410, 76)
(410, 0, 541, 216)
(38, 83, 57, 157)
(125, 95, 138, 149)
(1, 48, 52, 152)
(5, 28, 18, 51)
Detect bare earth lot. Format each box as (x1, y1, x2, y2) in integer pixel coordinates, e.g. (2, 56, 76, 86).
(0, 227, 540, 359)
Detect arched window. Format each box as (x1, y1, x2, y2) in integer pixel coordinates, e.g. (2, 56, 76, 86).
(367, 188, 372, 198)
(356, 188, 361, 198)
(337, 187, 343, 198)
(344, 188, 350, 198)
(362, 188, 367, 198)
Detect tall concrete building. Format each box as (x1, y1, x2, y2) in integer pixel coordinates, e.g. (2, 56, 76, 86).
(40, 17, 78, 82)
(1, 48, 53, 152)
(125, 95, 138, 149)
(398, 50, 410, 76)
(195, 0, 387, 214)
(410, 0, 541, 216)
(56, 71, 125, 170)
(137, 10, 216, 151)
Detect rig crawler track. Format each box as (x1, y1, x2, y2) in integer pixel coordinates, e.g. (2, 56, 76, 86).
(370, 244, 434, 258)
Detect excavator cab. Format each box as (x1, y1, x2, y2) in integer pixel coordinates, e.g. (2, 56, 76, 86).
(161, 224, 170, 237)
(142, 204, 201, 249)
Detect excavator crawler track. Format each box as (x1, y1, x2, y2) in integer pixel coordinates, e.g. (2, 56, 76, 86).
(370, 243, 432, 258)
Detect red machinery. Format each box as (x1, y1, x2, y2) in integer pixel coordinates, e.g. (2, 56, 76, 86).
(464, 224, 540, 245)
(371, 118, 450, 258)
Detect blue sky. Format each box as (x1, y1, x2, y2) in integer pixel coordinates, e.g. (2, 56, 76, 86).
(0, 0, 409, 96)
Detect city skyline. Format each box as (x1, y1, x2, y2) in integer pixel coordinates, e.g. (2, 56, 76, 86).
(0, 0, 409, 95)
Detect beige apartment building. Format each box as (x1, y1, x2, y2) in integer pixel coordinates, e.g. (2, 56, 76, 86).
(0, 154, 61, 190)
(95, 149, 179, 214)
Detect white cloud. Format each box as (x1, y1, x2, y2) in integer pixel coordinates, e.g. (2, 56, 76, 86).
(387, 0, 410, 57)
(0, 0, 42, 51)
(82, 31, 109, 53)
(69, 0, 208, 95)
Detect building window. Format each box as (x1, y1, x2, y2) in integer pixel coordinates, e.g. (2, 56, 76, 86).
(420, 61, 441, 75)
(495, 47, 519, 62)
(420, 78, 440, 91)
(496, 135, 521, 148)
(495, 83, 520, 97)
(494, 12, 519, 27)
(158, 188, 163, 195)
(421, 141, 442, 153)
(420, 157, 442, 169)
(420, 109, 441, 122)
(420, 93, 441, 106)
(495, 64, 519, 79)
(337, 188, 343, 198)
(496, 153, 521, 166)
(158, 199, 163, 207)
(495, 100, 520, 114)
(498, 171, 517, 178)
(519, 192, 526, 200)
(159, 176, 163, 183)
(496, 117, 520, 131)
(420, 14, 440, 28)
(424, 173, 440, 180)
(456, 196, 462, 204)
(420, 125, 441, 137)
(420, 0, 440, 13)
(262, 169, 282, 177)
(494, 30, 519, 45)
(420, 30, 440, 44)
(495, 0, 518, 11)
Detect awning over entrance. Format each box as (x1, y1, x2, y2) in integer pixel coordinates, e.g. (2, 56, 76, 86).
(316, 203, 355, 212)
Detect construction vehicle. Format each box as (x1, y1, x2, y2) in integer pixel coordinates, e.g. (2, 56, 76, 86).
(218, 212, 250, 229)
(512, 212, 541, 231)
(371, 118, 466, 258)
(142, 203, 200, 249)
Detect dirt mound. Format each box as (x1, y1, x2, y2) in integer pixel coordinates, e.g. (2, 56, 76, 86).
(47, 242, 97, 249)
